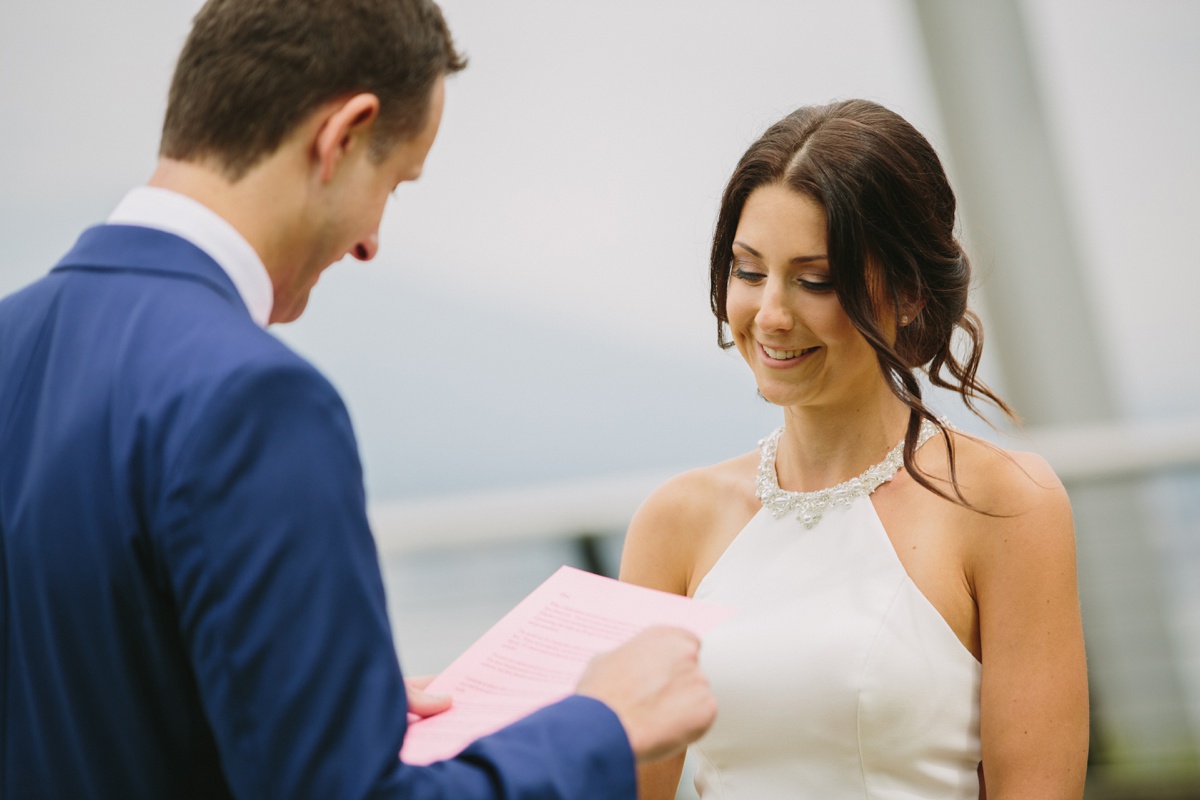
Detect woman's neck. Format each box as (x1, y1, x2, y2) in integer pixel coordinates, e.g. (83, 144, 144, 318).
(775, 394, 913, 493)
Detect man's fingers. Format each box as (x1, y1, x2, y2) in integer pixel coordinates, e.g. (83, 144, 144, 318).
(575, 625, 716, 763)
(405, 679, 452, 718)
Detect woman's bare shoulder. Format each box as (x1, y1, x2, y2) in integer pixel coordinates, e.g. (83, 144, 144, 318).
(916, 428, 1068, 518)
(642, 451, 759, 519)
(619, 450, 760, 595)
(913, 429, 1077, 590)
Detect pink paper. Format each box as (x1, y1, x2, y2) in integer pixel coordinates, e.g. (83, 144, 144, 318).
(399, 565, 737, 765)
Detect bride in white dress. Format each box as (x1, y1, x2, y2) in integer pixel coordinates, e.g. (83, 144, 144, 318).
(620, 100, 1089, 799)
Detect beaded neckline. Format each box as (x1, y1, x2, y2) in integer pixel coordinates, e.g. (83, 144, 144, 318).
(755, 418, 941, 529)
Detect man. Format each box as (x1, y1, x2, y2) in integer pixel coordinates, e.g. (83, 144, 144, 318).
(0, 0, 715, 797)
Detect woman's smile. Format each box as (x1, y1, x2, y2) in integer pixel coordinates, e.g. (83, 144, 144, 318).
(758, 343, 820, 365)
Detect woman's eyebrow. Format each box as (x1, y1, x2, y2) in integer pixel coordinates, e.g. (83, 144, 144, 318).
(733, 240, 828, 264)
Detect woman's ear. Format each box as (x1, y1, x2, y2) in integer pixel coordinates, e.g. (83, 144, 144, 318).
(312, 93, 381, 184)
(898, 290, 926, 327)
(904, 304, 926, 327)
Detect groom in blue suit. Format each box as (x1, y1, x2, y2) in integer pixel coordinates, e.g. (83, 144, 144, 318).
(0, 0, 715, 797)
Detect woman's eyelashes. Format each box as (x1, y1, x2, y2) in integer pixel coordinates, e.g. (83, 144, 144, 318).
(732, 265, 765, 283)
(732, 264, 834, 292)
(797, 276, 834, 292)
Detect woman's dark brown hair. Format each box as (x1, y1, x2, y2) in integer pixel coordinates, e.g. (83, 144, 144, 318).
(710, 99, 1013, 504)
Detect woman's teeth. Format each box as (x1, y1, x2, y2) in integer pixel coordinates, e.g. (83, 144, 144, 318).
(763, 345, 814, 360)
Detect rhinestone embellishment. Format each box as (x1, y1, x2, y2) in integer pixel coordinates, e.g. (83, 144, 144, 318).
(756, 419, 940, 529)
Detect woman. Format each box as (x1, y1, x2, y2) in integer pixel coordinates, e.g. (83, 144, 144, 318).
(619, 100, 1089, 799)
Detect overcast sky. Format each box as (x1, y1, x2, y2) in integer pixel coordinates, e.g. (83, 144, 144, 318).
(2, 0, 1197, 498)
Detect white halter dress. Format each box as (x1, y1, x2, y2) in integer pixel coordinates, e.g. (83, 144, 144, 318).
(690, 423, 982, 798)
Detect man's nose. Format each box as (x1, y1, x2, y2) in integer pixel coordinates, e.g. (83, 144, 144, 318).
(352, 232, 379, 262)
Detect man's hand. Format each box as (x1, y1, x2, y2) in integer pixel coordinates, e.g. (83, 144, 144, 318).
(405, 675, 452, 719)
(575, 626, 716, 763)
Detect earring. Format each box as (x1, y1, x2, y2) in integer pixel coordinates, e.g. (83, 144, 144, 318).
(900, 314, 910, 326)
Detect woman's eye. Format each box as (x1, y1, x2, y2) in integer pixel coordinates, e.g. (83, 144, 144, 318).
(732, 266, 765, 283)
(798, 277, 834, 292)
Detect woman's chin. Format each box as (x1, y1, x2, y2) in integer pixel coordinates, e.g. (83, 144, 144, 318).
(754, 384, 804, 408)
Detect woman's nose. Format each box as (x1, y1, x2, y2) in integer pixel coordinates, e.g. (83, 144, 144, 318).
(755, 279, 794, 331)
(352, 232, 379, 262)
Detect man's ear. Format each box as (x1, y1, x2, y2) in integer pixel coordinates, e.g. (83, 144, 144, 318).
(313, 93, 381, 184)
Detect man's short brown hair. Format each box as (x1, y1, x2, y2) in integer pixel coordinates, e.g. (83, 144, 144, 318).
(160, 0, 466, 179)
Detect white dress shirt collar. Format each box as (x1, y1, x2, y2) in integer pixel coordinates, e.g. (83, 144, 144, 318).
(108, 187, 274, 327)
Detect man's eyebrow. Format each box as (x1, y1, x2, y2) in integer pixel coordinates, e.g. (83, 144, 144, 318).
(732, 240, 828, 264)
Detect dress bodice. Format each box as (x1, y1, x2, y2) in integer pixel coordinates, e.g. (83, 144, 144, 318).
(690, 428, 982, 799)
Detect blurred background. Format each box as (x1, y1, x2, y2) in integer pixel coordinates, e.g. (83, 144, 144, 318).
(2, 0, 1197, 796)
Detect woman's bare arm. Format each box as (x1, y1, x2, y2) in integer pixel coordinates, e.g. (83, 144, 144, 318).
(970, 451, 1089, 797)
(619, 471, 717, 799)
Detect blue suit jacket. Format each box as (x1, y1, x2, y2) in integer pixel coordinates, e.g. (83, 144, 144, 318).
(0, 225, 635, 799)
